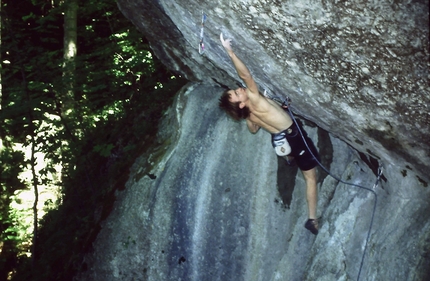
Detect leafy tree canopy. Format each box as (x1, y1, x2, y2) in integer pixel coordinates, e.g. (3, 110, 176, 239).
(1, 0, 188, 280)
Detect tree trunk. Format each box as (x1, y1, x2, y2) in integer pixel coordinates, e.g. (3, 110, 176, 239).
(62, 0, 78, 113)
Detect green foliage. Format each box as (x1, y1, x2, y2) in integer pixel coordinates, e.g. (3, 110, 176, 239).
(1, 0, 188, 280)
(0, 147, 27, 280)
(93, 143, 115, 157)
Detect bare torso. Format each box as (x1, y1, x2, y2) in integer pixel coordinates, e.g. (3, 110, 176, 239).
(247, 97, 293, 134)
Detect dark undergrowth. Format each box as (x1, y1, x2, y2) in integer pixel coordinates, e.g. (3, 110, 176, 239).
(10, 77, 188, 281)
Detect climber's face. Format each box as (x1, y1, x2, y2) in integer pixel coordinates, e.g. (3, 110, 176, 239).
(229, 87, 247, 108)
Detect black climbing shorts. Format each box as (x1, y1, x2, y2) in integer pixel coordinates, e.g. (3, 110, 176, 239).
(271, 122, 320, 171)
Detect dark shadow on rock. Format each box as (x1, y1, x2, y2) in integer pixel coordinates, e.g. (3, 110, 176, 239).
(276, 156, 299, 209)
(316, 126, 333, 184)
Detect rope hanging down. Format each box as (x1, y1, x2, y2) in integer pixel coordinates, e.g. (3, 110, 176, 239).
(264, 88, 381, 281)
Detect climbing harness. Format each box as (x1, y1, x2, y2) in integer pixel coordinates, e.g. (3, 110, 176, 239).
(265, 88, 379, 281)
(199, 12, 207, 55)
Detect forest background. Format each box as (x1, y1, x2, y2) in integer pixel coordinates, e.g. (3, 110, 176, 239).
(0, 0, 187, 280)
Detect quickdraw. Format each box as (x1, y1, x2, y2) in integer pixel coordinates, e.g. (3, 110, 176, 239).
(263, 89, 291, 108)
(373, 164, 384, 189)
(199, 12, 207, 55)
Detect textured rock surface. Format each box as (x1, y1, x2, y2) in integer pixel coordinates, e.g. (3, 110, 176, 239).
(78, 84, 430, 281)
(116, 0, 429, 180)
(77, 1, 430, 280)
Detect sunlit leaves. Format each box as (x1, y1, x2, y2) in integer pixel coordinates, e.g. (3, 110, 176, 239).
(1, 0, 188, 280)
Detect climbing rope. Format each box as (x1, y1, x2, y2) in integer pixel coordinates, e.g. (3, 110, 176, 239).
(265, 89, 380, 281)
(199, 12, 207, 55)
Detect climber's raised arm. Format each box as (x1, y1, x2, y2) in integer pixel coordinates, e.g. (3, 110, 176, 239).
(220, 33, 259, 99)
(217, 33, 320, 236)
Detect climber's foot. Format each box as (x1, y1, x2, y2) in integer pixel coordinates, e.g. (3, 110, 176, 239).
(305, 219, 319, 235)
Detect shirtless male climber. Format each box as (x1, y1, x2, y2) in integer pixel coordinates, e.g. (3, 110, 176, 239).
(218, 33, 320, 235)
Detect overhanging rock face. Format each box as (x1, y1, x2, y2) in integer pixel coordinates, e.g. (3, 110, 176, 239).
(78, 84, 430, 281)
(77, 1, 430, 280)
(116, 0, 429, 181)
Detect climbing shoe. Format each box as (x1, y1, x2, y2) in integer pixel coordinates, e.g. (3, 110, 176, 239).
(305, 219, 319, 235)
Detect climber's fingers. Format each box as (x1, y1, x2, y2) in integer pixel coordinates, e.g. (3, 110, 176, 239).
(220, 33, 233, 51)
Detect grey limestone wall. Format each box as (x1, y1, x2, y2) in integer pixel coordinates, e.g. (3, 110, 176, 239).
(78, 83, 430, 281)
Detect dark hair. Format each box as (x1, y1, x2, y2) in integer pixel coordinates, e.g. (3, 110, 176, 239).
(218, 89, 250, 121)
